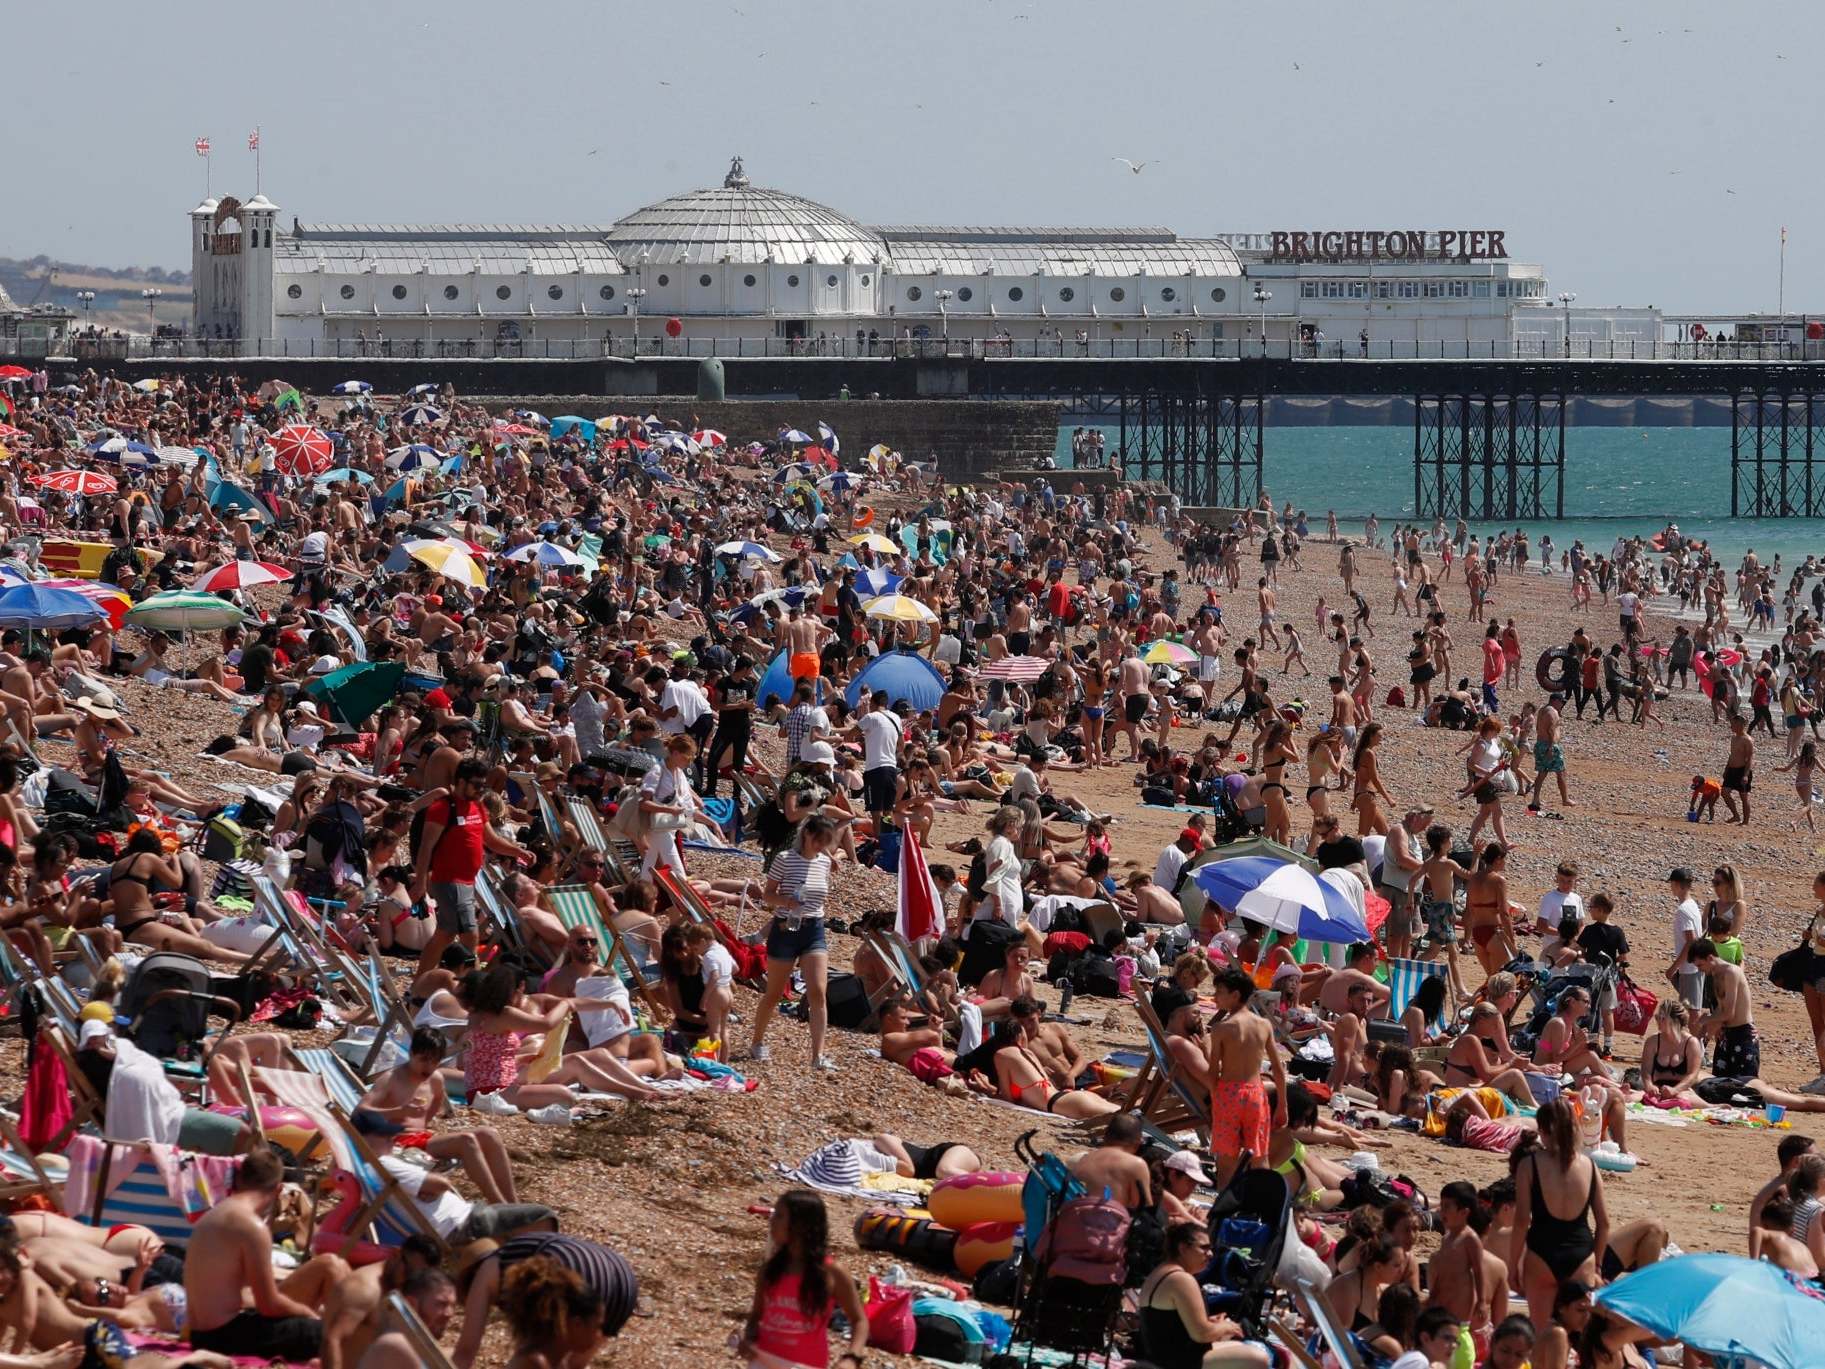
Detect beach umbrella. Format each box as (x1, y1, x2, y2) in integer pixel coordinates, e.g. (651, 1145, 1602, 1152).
(863, 594, 938, 625)
(1191, 855, 1369, 944)
(405, 541, 487, 589)
(549, 416, 596, 443)
(773, 462, 818, 483)
(692, 428, 727, 448)
(1143, 640, 1198, 666)
(512, 409, 549, 426)
(493, 422, 539, 437)
(155, 445, 202, 468)
(819, 470, 861, 495)
(0, 366, 32, 381)
(254, 379, 294, 402)
(131, 378, 160, 393)
(124, 590, 249, 633)
(749, 586, 813, 611)
(817, 420, 840, 457)
(33, 469, 117, 496)
(398, 403, 444, 426)
(978, 655, 1049, 684)
(385, 443, 442, 472)
(845, 651, 947, 711)
(314, 467, 374, 486)
(191, 561, 293, 593)
(849, 533, 899, 555)
(303, 660, 407, 729)
(37, 579, 130, 630)
(0, 582, 108, 631)
(407, 383, 440, 397)
(714, 541, 782, 563)
(854, 567, 902, 598)
(503, 541, 587, 570)
(331, 380, 372, 394)
(0, 424, 25, 441)
(271, 423, 334, 476)
(1177, 837, 1321, 924)
(1595, 1253, 1825, 1369)
(781, 428, 813, 445)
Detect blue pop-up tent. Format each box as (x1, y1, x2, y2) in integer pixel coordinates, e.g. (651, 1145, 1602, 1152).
(845, 650, 946, 711)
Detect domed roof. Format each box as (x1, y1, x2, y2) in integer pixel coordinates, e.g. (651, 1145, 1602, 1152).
(606, 158, 882, 267)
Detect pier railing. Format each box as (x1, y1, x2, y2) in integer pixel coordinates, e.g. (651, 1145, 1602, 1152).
(11, 335, 1825, 363)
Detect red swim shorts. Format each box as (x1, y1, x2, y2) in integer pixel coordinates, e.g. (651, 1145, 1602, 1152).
(1210, 1077, 1270, 1163)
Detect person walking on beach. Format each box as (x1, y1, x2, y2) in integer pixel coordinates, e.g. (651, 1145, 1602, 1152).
(1529, 694, 1573, 814)
(1722, 711, 1755, 824)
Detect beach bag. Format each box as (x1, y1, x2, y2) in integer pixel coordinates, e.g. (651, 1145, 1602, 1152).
(1069, 952, 1123, 1000)
(864, 1276, 916, 1355)
(825, 972, 874, 1031)
(1770, 940, 1818, 994)
(872, 827, 902, 876)
(1034, 1194, 1130, 1286)
(202, 815, 248, 864)
(913, 1301, 988, 1364)
(1612, 975, 1658, 1036)
(1140, 785, 1177, 807)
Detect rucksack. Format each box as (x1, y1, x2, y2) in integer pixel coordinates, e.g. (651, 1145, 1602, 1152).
(1033, 1194, 1130, 1286)
(912, 1301, 988, 1364)
(1069, 951, 1123, 999)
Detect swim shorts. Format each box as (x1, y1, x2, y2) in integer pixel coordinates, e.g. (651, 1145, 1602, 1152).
(788, 651, 821, 681)
(191, 1311, 324, 1361)
(1533, 740, 1565, 773)
(1715, 1022, 1761, 1079)
(1210, 1076, 1270, 1163)
(1723, 765, 1752, 794)
(1420, 898, 1458, 945)
(1124, 695, 1149, 725)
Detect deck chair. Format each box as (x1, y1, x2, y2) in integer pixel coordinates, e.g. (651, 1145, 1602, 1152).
(1124, 996, 1212, 1145)
(297, 1046, 371, 1110)
(1387, 956, 1450, 1028)
(650, 866, 765, 991)
(247, 875, 370, 1020)
(0, 1112, 59, 1203)
(474, 863, 529, 952)
(382, 1291, 459, 1369)
(567, 795, 610, 852)
(250, 1064, 353, 1169)
(63, 1134, 235, 1249)
(318, 1100, 454, 1260)
(1286, 1278, 1369, 1369)
(342, 949, 419, 1075)
(866, 929, 961, 1032)
(542, 884, 663, 1018)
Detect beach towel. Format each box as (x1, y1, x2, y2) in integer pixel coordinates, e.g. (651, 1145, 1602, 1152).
(63, 1136, 239, 1245)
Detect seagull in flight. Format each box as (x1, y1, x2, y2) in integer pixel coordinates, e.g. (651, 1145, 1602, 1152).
(1112, 158, 1151, 174)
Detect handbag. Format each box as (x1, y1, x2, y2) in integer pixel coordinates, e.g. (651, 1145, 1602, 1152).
(1611, 973, 1658, 1035)
(1770, 941, 1817, 994)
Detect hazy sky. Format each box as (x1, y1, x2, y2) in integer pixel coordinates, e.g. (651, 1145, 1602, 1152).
(12, 0, 1820, 314)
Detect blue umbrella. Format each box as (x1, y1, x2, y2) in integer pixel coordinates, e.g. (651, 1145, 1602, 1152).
(314, 467, 375, 486)
(1596, 1254, 1825, 1369)
(0, 583, 107, 631)
(407, 383, 440, 397)
(817, 420, 840, 457)
(513, 409, 549, 426)
(331, 380, 372, 394)
(818, 470, 860, 495)
(550, 416, 596, 443)
(773, 462, 817, 483)
(781, 428, 813, 445)
(715, 541, 781, 562)
(1191, 856, 1369, 943)
(398, 404, 443, 425)
(440, 453, 466, 476)
(756, 650, 823, 710)
(855, 567, 902, 598)
(845, 651, 946, 712)
(750, 586, 813, 610)
(386, 444, 441, 472)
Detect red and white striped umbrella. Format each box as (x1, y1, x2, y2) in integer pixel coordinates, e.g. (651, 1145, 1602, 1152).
(0, 424, 27, 441)
(191, 561, 294, 593)
(271, 423, 334, 476)
(31, 469, 117, 496)
(978, 655, 1050, 683)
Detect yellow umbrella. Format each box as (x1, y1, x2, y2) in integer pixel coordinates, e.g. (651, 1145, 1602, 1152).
(863, 593, 938, 624)
(849, 533, 899, 554)
(406, 541, 488, 589)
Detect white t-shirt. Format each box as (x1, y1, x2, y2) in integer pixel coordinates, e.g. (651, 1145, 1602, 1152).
(380, 1154, 473, 1238)
(659, 680, 711, 734)
(1672, 896, 1704, 970)
(570, 692, 608, 758)
(1618, 590, 1640, 620)
(1153, 843, 1190, 893)
(1537, 889, 1585, 934)
(573, 974, 634, 1047)
(1389, 1353, 1431, 1369)
(857, 710, 902, 770)
(298, 531, 329, 560)
(1008, 765, 1041, 803)
(701, 941, 737, 989)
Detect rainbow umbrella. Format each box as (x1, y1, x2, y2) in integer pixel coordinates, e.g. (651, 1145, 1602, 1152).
(862, 594, 938, 624)
(1143, 640, 1197, 666)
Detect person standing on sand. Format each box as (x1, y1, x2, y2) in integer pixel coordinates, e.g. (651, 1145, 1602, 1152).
(1722, 710, 1755, 824)
(1529, 693, 1573, 814)
(1665, 867, 1706, 1012)
(1117, 649, 1151, 762)
(1205, 967, 1287, 1187)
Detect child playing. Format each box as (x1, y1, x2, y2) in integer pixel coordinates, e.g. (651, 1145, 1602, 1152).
(1775, 740, 1818, 832)
(740, 1190, 869, 1369)
(1415, 824, 1473, 1003)
(1689, 773, 1722, 822)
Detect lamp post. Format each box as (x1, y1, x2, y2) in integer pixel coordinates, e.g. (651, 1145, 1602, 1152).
(1252, 285, 1272, 357)
(140, 287, 162, 334)
(625, 287, 647, 358)
(934, 288, 954, 348)
(1558, 291, 1577, 356)
(75, 290, 95, 326)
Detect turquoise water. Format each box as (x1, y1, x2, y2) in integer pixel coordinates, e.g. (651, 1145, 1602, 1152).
(1059, 425, 1825, 566)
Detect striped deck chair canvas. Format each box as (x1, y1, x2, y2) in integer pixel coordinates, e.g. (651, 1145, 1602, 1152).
(474, 864, 528, 951)
(63, 1136, 238, 1249)
(1387, 958, 1449, 1029)
(567, 796, 610, 852)
(1129, 997, 1211, 1145)
(250, 1065, 351, 1169)
(297, 1047, 370, 1110)
(0, 1112, 58, 1202)
(321, 1101, 453, 1259)
(544, 885, 662, 1018)
(383, 1292, 459, 1369)
(650, 867, 764, 991)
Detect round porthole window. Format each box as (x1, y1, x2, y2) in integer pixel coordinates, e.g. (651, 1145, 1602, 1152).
(656, 274, 669, 287)
(957, 287, 973, 302)
(907, 285, 923, 302)
(391, 284, 408, 300)
(825, 274, 839, 287)
(444, 284, 459, 300)
(339, 284, 355, 300)
(599, 285, 616, 300)
(1058, 286, 1075, 303)
(1109, 287, 1126, 302)
(787, 274, 800, 288)
(1160, 286, 1176, 302)
(699, 274, 713, 287)
(286, 284, 302, 300)
(1210, 287, 1227, 303)
(861, 274, 871, 286)
(1007, 286, 1024, 302)
(743, 274, 757, 287)
(547, 285, 564, 300)
(495, 285, 511, 300)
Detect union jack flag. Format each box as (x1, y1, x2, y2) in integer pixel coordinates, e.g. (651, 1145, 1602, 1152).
(194, 137, 211, 156)
(248, 130, 260, 151)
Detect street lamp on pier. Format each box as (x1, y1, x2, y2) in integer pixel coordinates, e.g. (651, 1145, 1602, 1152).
(75, 290, 95, 326)
(625, 287, 647, 357)
(934, 289, 954, 347)
(1252, 285, 1272, 356)
(1558, 291, 1577, 356)
(140, 287, 162, 332)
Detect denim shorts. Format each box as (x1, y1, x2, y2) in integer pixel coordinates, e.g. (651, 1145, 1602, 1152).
(766, 915, 828, 961)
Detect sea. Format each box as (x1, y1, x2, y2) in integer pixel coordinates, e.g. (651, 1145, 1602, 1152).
(1057, 425, 1825, 568)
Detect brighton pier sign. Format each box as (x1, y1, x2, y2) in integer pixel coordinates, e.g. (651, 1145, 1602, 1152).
(1267, 230, 1508, 264)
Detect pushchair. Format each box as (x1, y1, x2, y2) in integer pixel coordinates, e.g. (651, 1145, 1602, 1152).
(1513, 955, 1617, 1052)
(1196, 1164, 1293, 1339)
(119, 952, 242, 1066)
(1004, 1130, 1127, 1365)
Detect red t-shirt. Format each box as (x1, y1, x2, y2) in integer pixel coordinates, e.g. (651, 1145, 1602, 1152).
(1482, 638, 1505, 684)
(427, 796, 487, 884)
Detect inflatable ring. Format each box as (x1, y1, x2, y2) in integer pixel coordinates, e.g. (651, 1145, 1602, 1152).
(854, 1208, 958, 1272)
(1534, 648, 1576, 695)
(928, 1171, 1024, 1229)
(312, 1170, 391, 1266)
(206, 1104, 328, 1162)
(852, 507, 876, 530)
(952, 1221, 1019, 1278)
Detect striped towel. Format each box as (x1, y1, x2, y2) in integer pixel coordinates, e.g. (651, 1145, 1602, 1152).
(62, 1137, 239, 1248)
(1387, 957, 1449, 1026)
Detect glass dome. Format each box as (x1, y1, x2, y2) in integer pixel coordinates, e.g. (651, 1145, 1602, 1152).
(605, 158, 883, 268)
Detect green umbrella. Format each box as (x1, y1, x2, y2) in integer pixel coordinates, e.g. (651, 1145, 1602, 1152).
(124, 590, 249, 633)
(303, 661, 406, 728)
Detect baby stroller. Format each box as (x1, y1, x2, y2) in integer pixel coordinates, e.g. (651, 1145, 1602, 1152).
(1196, 1164, 1292, 1339)
(1514, 955, 1616, 1051)
(1006, 1131, 1127, 1365)
(120, 952, 242, 1066)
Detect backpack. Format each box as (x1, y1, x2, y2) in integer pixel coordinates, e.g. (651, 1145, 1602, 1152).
(912, 1301, 988, 1364)
(1033, 1194, 1130, 1286)
(1069, 950, 1123, 999)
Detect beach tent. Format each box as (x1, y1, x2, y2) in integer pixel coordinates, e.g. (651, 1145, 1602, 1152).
(844, 650, 946, 712)
(757, 650, 823, 711)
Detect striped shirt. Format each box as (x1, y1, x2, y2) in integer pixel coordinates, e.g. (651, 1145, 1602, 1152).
(495, 1233, 640, 1336)
(783, 704, 819, 765)
(768, 848, 833, 921)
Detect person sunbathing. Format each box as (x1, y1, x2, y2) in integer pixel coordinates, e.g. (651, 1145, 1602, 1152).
(358, 1030, 522, 1204)
(1442, 1004, 1541, 1107)
(457, 962, 666, 1107)
(103, 831, 252, 966)
(535, 926, 680, 1080)
(989, 998, 1118, 1120)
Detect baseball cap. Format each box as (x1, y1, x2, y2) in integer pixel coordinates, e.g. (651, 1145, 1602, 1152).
(1178, 827, 1204, 848)
(1164, 1150, 1212, 1185)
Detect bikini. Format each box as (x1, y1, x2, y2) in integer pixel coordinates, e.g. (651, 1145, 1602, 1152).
(1262, 755, 1289, 798)
(1523, 1153, 1598, 1280)
(109, 859, 169, 940)
(1650, 1037, 1690, 1086)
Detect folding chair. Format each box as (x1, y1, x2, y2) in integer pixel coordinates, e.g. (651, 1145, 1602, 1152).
(382, 1291, 459, 1369)
(344, 949, 419, 1076)
(1286, 1278, 1369, 1369)
(542, 884, 664, 1019)
(1387, 956, 1450, 1028)
(0, 1112, 59, 1203)
(1123, 996, 1211, 1145)
(567, 795, 610, 853)
(247, 875, 368, 1021)
(296, 1046, 371, 1111)
(474, 864, 528, 952)
(319, 1100, 454, 1261)
(650, 866, 764, 991)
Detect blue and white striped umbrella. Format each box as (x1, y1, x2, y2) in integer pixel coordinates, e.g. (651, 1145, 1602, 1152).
(513, 409, 549, 426)
(407, 383, 440, 397)
(504, 540, 587, 569)
(773, 462, 818, 483)
(817, 420, 840, 456)
(750, 586, 813, 609)
(818, 470, 860, 495)
(1192, 856, 1369, 944)
(331, 380, 372, 394)
(385, 443, 442, 472)
(715, 540, 782, 563)
(854, 567, 902, 597)
(781, 429, 814, 445)
(398, 404, 444, 425)
(314, 467, 375, 486)
(87, 437, 160, 467)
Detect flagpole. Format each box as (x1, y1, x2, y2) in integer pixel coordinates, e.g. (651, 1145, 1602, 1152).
(1779, 226, 1787, 323)
(254, 126, 262, 194)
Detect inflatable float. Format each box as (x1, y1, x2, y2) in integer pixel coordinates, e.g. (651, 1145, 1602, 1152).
(927, 1172, 1024, 1229)
(205, 1104, 331, 1163)
(952, 1221, 1018, 1278)
(1534, 648, 1576, 695)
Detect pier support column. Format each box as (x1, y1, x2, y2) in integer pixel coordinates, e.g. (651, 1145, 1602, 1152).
(1732, 392, 1825, 517)
(1413, 393, 1563, 520)
(1116, 385, 1261, 509)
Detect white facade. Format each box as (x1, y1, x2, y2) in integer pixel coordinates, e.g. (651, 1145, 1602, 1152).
(189, 158, 1638, 356)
